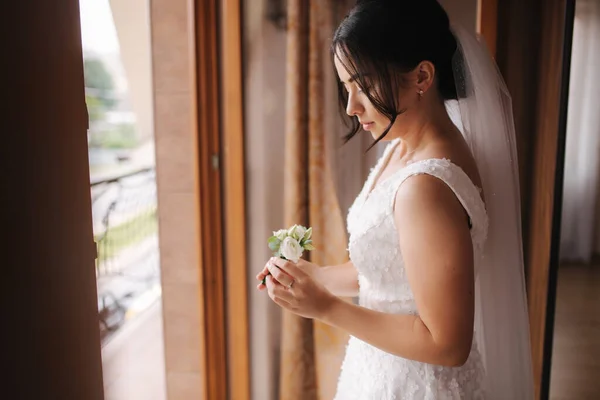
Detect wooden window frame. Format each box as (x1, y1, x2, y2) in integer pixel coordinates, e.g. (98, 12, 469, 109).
(195, 0, 249, 399)
(525, 1, 575, 398)
(220, 0, 250, 399)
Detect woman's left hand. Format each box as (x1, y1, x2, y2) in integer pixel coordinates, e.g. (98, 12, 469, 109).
(265, 257, 336, 320)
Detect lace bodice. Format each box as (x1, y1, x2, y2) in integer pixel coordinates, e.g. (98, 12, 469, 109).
(334, 139, 489, 400)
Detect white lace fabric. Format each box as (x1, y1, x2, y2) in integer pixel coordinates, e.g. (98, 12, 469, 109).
(334, 139, 488, 400)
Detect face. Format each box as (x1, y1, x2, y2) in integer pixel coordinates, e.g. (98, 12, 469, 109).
(334, 51, 432, 140)
(334, 54, 392, 139)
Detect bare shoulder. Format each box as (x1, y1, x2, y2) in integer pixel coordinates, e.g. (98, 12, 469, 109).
(393, 163, 473, 236)
(393, 173, 465, 219)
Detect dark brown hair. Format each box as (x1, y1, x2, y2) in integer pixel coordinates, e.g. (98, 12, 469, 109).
(332, 0, 459, 149)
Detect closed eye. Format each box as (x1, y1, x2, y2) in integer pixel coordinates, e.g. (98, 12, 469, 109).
(358, 85, 373, 95)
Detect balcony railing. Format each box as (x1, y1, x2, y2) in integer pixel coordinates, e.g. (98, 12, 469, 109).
(91, 167, 160, 341)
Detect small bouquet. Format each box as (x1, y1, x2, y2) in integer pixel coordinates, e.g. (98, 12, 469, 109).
(262, 224, 315, 285)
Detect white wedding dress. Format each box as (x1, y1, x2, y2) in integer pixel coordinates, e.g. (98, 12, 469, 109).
(334, 138, 489, 400)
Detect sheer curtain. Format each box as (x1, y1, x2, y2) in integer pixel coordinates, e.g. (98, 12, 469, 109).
(560, 0, 600, 263)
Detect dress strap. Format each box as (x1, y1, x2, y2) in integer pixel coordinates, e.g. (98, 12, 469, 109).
(386, 158, 489, 247)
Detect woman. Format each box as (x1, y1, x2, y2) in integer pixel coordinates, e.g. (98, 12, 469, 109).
(256, 1, 534, 398)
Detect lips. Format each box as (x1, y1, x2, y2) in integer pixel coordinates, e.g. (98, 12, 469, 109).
(361, 121, 374, 130)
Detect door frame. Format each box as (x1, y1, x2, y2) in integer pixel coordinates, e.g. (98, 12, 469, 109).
(219, 0, 250, 399)
(536, 1, 576, 398)
(478, 0, 498, 57)
(195, 1, 227, 398)
(523, 0, 575, 398)
(195, 0, 249, 399)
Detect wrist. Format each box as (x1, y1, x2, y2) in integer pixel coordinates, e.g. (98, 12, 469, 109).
(318, 291, 342, 322)
(313, 265, 328, 285)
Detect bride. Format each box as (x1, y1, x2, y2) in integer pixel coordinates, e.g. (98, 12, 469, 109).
(256, 0, 534, 398)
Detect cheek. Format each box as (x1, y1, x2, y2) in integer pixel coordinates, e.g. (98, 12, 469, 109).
(396, 88, 415, 109)
(364, 103, 390, 127)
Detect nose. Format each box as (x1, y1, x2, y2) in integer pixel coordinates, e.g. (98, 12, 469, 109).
(346, 91, 364, 117)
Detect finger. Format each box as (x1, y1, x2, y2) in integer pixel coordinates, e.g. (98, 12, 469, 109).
(257, 262, 272, 289)
(271, 257, 307, 280)
(257, 271, 277, 290)
(267, 262, 293, 287)
(266, 276, 294, 306)
(270, 279, 295, 301)
(256, 271, 269, 283)
(255, 263, 271, 280)
(265, 273, 286, 292)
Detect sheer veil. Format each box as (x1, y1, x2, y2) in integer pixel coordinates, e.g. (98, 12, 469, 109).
(447, 25, 535, 399)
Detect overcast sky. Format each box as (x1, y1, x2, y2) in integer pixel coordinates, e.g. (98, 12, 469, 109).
(79, 0, 120, 54)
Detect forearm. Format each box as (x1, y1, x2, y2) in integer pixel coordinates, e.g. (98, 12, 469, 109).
(320, 297, 470, 367)
(315, 261, 359, 298)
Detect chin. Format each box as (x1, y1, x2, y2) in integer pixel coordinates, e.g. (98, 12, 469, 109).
(369, 130, 390, 141)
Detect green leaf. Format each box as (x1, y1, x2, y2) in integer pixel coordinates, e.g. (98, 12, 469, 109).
(303, 227, 313, 241)
(268, 237, 281, 252)
(304, 243, 315, 251)
(288, 225, 297, 237)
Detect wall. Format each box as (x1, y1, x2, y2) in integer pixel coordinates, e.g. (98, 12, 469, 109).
(439, 0, 478, 31)
(150, 0, 205, 398)
(110, 0, 155, 143)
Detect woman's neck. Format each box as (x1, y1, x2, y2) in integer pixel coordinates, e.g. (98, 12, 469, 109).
(388, 101, 457, 157)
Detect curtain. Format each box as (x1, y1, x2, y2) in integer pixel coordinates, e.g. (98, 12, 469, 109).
(278, 0, 355, 399)
(560, 0, 600, 263)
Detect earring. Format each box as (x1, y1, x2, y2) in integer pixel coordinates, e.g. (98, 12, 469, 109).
(418, 89, 424, 100)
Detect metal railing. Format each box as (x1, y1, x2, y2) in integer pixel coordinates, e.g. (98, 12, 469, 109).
(91, 167, 161, 339)
(91, 167, 159, 278)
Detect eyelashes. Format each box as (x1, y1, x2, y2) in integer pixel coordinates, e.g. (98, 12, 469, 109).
(345, 85, 371, 95)
(341, 81, 375, 97)
(359, 86, 375, 96)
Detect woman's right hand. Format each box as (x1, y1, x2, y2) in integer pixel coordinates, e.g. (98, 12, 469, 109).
(256, 258, 320, 291)
(255, 260, 274, 291)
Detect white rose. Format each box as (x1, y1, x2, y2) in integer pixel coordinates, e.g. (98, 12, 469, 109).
(280, 237, 303, 263)
(273, 229, 287, 241)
